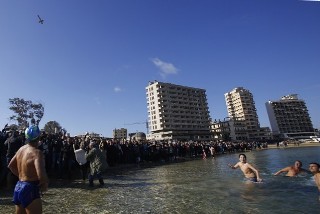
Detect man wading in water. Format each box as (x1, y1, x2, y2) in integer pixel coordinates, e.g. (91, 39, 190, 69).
(274, 160, 309, 177)
(228, 153, 262, 182)
(8, 125, 49, 214)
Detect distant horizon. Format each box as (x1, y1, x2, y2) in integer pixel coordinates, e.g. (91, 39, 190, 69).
(1, 1, 319, 137)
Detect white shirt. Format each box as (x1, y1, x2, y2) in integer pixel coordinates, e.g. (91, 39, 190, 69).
(74, 149, 87, 165)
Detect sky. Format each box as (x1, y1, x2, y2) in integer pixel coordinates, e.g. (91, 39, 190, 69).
(0, 0, 319, 137)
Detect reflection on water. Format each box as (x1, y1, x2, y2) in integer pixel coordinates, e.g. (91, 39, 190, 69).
(1, 147, 320, 213)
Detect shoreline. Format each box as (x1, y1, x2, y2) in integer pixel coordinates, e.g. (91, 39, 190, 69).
(1, 143, 320, 198)
(267, 142, 320, 149)
(2, 142, 319, 190)
(95, 142, 320, 175)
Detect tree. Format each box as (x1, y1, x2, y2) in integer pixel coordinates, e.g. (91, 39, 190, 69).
(8, 98, 44, 130)
(30, 103, 44, 125)
(43, 121, 62, 134)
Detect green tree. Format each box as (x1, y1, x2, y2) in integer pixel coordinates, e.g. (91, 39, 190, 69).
(43, 121, 62, 134)
(8, 98, 44, 130)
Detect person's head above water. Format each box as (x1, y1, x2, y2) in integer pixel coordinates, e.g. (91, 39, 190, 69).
(294, 160, 302, 168)
(239, 153, 247, 162)
(309, 162, 320, 173)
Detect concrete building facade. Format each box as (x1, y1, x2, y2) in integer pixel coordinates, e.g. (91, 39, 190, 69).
(146, 81, 211, 140)
(211, 117, 248, 141)
(112, 128, 128, 140)
(265, 94, 314, 139)
(224, 87, 261, 140)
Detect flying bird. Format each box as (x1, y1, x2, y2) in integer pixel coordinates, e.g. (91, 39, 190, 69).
(37, 15, 44, 24)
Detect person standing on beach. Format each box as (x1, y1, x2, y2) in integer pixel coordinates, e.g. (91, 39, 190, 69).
(228, 153, 262, 182)
(8, 125, 49, 214)
(274, 160, 309, 177)
(74, 141, 88, 181)
(5, 130, 24, 187)
(308, 162, 320, 200)
(85, 141, 107, 187)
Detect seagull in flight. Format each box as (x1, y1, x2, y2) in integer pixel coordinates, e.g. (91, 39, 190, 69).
(37, 15, 44, 24)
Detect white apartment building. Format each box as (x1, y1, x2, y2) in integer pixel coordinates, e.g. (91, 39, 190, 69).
(266, 94, 314, 139)
(146, 81, 211, 140)
(225, 87, 261, 140)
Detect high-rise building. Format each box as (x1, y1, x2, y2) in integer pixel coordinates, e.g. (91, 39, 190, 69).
(146, 81, 211, 140)
(266, 94, 314, 139)
(224, 87, 260, 140)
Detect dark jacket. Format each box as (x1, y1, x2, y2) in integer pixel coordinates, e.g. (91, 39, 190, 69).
(5, 132, 23, 159)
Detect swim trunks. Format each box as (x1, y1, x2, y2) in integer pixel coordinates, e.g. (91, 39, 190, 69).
(13, 180, 40, 208)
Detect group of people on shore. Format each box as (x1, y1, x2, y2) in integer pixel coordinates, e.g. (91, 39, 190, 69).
(1, 126, 268, 185)
(3, 125, 108, 213)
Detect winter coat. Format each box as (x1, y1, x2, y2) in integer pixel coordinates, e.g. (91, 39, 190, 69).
(85, 147, 107, 175)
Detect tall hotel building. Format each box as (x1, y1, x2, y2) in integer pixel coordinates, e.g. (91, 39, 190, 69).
(265, 94, 314, 139)
(146, 81, 211, 140)
(224, 87, 260, 140)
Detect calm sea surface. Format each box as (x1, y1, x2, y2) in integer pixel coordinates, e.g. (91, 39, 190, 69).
(1, 146, 320, 214)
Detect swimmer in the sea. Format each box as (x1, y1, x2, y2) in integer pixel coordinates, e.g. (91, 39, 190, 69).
(228, 153, 262, 182)
(274, 160, 309, 177)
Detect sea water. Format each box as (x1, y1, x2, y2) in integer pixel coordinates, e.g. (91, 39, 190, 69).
(1, 146, 319, 213)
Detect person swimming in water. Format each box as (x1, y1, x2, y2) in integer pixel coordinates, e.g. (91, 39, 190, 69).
(274, 160, 309, 177)
(228, 153, 262, 182)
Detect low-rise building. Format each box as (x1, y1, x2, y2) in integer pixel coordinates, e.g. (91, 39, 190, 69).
(113, 128, 128, 140)
(129, 132, 146, 141)
(210, 117, 248, 141)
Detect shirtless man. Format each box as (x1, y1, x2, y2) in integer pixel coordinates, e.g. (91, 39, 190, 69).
(228, 153, 262, 182)
(274, 160, 309, 177)
(309, 162, 320, 200)
(8, 125, 49, 214)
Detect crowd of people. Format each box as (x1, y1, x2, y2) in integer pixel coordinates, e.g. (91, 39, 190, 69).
(0, 125, 269, 186)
